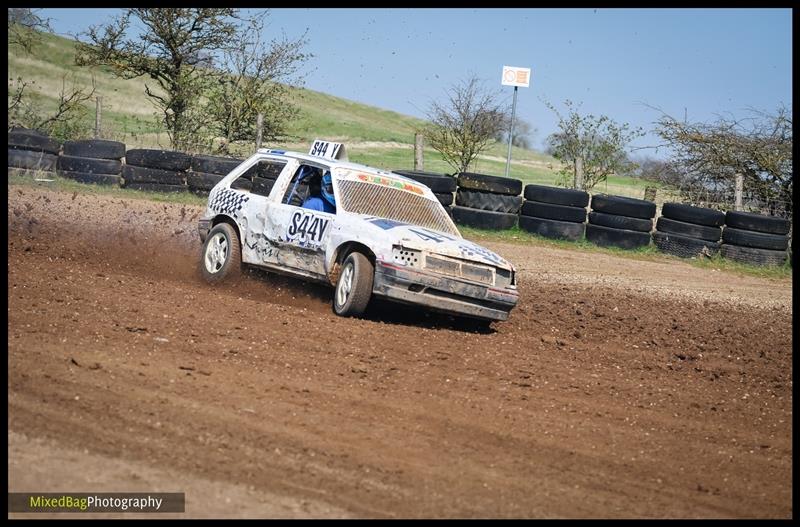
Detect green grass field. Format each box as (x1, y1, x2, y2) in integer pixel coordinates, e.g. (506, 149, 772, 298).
(9, 30, 665, 199)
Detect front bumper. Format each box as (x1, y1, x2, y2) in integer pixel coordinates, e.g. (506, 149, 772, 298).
(373, 261, 519, 321)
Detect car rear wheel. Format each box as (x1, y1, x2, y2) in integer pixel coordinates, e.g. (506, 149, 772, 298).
(200, 223, 241, 283)
(333, 252, 373, 317)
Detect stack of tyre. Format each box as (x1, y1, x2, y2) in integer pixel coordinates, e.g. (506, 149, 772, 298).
(720, 211, 790, 266)
(57, 139, 126, 186)
(451, 172, 522, 230)
(188, 155, 246, 196)
(122, 149, 191, 193)
(518, 184, 589, 241)
(586, 194, 656, 249)
(8, 127, 60, 176)
(652, 203, 724, 258)
(391, 169, 457, 216)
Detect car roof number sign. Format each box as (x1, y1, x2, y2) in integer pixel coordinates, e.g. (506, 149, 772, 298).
(309, 139, 347, 161)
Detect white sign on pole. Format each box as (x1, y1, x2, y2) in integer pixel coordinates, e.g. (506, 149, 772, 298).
(501, 66, 531, 88)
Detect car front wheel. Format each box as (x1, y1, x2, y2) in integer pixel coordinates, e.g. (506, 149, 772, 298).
(200, 223, 242, 283)
(333, 252, 374, 317)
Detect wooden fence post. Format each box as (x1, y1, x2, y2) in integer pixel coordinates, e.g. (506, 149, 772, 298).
(94, 96, 102, 138)
(734, 173, 743, 211)
(256, 113, 263, 150)
(414, 133, 424, 171)
(574, 156, 584, 190)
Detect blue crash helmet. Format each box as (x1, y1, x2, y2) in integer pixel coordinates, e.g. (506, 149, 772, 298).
(321, 171, 335, 207)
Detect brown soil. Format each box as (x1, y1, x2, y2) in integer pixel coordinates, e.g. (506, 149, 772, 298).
(7, 185, 793, 518)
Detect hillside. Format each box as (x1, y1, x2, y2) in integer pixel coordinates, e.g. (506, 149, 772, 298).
(8, 30, 659, 196)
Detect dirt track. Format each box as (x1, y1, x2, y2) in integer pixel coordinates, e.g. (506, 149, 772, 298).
(7, 185, 793, 518)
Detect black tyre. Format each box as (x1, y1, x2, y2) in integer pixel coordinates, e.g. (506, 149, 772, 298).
(521, 200, 586, 223)
(457, 172, 522, 196)
(590, 194, 656, 219)
(456, 189, 522, 213)
(187, 172, 225, 192)
(585, 223, 651, 250)
(123, 182, 186, 193)
(122, 165, 185, 185)
(720, 243, 787, 267)
(434, 192, 453, 206)
(652, 231, 720, 258)
(724, 210, 791, 235)
(57, 155, 122, 175)
(333, 252, 374, 317)
(721, 227, 789, 251)
(588, 211, 652, 232)
(392, 170, 457, 193)
(57, 170, 122, 186)
(62, 139, 125, 160)
(7, 148, 57, 171)
(451, 206, 517, 230)
(656, 217, 721, 242)
(8, 129, 61, 154)
(518, 215, 586, 241)
(660, 202, 724, 227)
(523, 184, 589, 208)
(191, 154, 243, 175)
(200, 223, 242, 283)
(125, 149, 192, 171)
(252, 176, 276, 197)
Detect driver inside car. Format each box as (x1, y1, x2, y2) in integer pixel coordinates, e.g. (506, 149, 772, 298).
(301, 170, 336, 214)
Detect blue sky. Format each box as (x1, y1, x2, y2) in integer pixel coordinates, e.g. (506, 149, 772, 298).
(40, 8, 792, 158)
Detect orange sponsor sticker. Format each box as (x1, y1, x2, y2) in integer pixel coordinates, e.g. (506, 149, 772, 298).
(355, 174, 425, 195)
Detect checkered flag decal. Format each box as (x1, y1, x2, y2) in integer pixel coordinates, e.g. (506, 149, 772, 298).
(209, 188, 250, 218)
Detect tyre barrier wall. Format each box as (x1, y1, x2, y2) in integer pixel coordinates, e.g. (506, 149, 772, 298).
(719, 211, 790, 266)
(8, 132, 791, 266)
(518, 184, 589, 241)
(8, 127, 60, 175)
(453, 172, 521, 230)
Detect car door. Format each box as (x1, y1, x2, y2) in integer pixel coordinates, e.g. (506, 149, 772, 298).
(261, 161, 336, 281)
(237, 157, 291, 266)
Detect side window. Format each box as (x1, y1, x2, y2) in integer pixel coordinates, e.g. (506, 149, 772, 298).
(282, 164, 322, 207)
(230, 166, 253, 192)
(249, 160, 287, 197)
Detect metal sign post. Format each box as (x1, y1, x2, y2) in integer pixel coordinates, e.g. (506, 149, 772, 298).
(505, 86, 518, 178)
(501, 65, 531, 178)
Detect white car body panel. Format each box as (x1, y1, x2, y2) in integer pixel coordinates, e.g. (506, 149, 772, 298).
(198, 148, 519, 321)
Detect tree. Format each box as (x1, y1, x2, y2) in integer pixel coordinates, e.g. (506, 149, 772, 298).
(654, 105, 792, 215)
(8, 75, 95, 140)
(203, 12, 311, 154)
(494, 116, 536, 150)
(75, 8, 242, 150)
(421, 75, 507, 174)
(545, 99, 644, 191)
(7, 8, 52, 54)
(631, 156, 684, 188)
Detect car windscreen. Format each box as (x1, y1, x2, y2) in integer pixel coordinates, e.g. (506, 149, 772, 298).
(335, 174, 459, 237)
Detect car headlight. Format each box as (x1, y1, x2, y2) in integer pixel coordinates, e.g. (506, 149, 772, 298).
(496, 267, 515, 287)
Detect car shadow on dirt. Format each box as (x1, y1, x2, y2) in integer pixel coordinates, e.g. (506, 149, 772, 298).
(243, 267, 495, 334)
(364, 298, 496, 334)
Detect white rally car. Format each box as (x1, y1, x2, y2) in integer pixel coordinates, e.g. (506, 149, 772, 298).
(197, 144, 519, 321)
